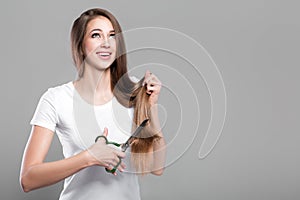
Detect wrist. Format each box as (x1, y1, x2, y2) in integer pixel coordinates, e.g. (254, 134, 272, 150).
(81, 150, 97, 167)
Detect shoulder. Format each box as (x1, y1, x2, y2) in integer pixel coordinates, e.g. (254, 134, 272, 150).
(43, 81, 73, 96)
(40, 81, 73, 102)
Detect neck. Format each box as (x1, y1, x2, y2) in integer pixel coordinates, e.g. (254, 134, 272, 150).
(74, 65, 113, 105)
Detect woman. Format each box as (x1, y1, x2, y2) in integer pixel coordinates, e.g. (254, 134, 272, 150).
(20, 8, 166, 200)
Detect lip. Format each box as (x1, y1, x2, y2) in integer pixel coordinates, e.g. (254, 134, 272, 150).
(96, 51, 112, 60)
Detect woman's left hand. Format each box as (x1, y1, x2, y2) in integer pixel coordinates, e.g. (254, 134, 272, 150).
(142, 70, 161, 106)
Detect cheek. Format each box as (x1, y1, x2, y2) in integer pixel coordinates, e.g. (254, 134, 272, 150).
(110, 40, 117, 53)
(83, 40, 99, 55)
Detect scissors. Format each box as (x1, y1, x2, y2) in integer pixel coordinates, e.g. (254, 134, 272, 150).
(95, 119, 149, 174)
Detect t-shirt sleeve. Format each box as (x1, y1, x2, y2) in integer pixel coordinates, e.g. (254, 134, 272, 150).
(30, 89, 58, 132)
(130, 76, 140, 83)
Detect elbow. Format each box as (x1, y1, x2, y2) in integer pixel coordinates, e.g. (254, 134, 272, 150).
(20, 175, 33, 193)
(151, 168, 164, 176)
(22, 187, 31, 193)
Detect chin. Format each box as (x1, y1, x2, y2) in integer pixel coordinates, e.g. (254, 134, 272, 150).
(97, 62, 114, 70)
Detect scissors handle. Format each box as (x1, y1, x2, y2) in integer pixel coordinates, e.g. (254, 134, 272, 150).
(95, 135, 121, 147)
(95, 135, 122, 174)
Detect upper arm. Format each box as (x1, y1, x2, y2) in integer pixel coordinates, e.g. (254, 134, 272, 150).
(20, 126, 54, 176)
(21, 88, 58, 173)
(30, 89, 58, 132)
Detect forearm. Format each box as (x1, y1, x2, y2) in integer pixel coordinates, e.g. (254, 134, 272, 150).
(149, 104, 166, 175)
(149, 104, 163, 137)
(21, 150, 92, 192)
(151, 136, 166, 175)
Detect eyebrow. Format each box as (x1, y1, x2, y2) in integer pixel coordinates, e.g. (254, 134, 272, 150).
(89, 29, 115, 34)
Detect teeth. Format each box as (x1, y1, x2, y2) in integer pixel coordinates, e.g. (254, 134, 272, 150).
(99, 52, 110, 56)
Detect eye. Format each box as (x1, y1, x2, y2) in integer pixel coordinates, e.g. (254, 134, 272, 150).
(109, 33, 116, 39)
(91, 33, 101, 38)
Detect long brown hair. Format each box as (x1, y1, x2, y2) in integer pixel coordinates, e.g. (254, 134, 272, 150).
(71, 8, 161, 174)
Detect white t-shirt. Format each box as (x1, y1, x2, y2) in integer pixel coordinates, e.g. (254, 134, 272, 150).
(30, 81, 141, 200)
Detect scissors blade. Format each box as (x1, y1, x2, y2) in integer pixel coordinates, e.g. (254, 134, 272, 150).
(122, 119, 149, 152)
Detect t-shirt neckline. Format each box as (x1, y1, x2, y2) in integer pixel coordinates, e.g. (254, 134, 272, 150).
(67, 81, 114, 109)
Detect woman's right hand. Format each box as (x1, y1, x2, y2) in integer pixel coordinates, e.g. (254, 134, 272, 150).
(87, 128, 126, 174)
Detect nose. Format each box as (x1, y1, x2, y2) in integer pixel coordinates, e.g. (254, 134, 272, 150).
(100, 37, 110, 48)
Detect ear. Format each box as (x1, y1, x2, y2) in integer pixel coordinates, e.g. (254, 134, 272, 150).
(80, 46, 85, 57)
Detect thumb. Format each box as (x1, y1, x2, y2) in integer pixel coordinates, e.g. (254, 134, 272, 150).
(145, 70, 151, 80)
(145, 69, 151, 76)
(142, 70, 151, 86)
(102, 127, 108, 137)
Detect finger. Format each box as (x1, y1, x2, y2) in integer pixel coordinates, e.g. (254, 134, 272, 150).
(103, 163, 110, 169)
(102, 127, 108, 137)
(144, 76, 161, 88)
(147, 85, 155, 92)
(95, 128, 108, 143)
(106, 164, 115, 173)
(107, 159, 119, 168)
(145, 70, 151, 78)
(143, 75, 153, 86)
(118, 162, 126, 172)
(114, 150, 126, 159)
(120, 162, 126, 170)
(146, 88, 153, 95)
(142, 70, 152, 86)
(147, 85, 161, 95)
(105, 164, 117, 176)
(106, 153, 122, 167)
(146, 91, 153, 95)
(147, 76, 161, 86)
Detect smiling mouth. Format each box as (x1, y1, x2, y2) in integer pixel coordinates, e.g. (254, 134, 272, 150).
(97, 52, 111, 56)
(96, 52, 112, 60)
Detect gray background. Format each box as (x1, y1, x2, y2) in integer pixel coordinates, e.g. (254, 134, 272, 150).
(1, 0, 300, 199)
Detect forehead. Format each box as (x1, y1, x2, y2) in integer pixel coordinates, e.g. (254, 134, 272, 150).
(86, 16, 114, 32)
